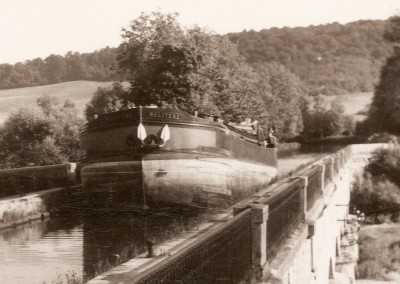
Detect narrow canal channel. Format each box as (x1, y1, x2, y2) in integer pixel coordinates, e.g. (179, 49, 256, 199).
(0, 145, 342, 284)
(0, 207, 208, 283)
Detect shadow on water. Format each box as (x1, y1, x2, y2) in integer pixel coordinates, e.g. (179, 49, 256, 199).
(0, 205, 212, 283)
(81, 205, 209, 281)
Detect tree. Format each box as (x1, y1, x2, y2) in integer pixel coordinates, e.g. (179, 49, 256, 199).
(85, 82, 131, 121)
(126, 44, 200, 111)
(44, 54, 67, 83)
(38, 95, 84, 160)
(65, 51, 88, 80)
(117, 12, 267, 123)
(0, 94, 84, 168)
(368, 16, 400, 134)
(118, 12, 185, 79)
(302, 95, 349, 139)
(252, 62, 307, 140)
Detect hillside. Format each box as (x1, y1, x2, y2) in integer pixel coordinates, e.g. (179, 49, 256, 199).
(0, 20, 392, 98)
(229, 20, 392, 96)
(0, 81, 124, 123)
(0, 81, 373, 125)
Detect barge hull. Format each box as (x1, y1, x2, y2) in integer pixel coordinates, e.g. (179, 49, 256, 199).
(81, 157, 277, 208)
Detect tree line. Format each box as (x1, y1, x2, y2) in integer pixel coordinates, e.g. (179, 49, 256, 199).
(1, 19, 393, 98)
(0, 47, 120, 89)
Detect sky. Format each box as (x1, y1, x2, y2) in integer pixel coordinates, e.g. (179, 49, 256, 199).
(1, 0, 400, 64)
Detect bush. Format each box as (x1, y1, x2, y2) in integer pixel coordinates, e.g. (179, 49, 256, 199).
(351, 145, 400, 222)
(351, 174, 400, 217)
(356, 225, 400, 280)
(366, 144, 400, 186)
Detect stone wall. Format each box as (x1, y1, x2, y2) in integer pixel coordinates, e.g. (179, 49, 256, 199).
(0, 163, 79, 230)
(263, 144, 388, 284)
(0, 186, 81, 230)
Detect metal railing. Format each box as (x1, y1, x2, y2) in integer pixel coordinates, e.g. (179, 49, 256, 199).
(333, 152, 341, 176)
(266, 180, 303, 260)
(306, 167, 322, 211)
(132, 208, 253, 284)
(324, 157, 333, 184)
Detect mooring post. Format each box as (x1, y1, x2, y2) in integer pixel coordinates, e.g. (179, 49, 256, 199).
(146, 240, 154, 257)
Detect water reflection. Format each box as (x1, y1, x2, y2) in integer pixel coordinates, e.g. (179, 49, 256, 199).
(82, 209, 197, 280)
(0, 207, 206, 283)
(0, 218, 83, 284)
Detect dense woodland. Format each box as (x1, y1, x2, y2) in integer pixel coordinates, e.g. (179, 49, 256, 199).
(0, 20, 392, 96)
(229, 20, 392, 95)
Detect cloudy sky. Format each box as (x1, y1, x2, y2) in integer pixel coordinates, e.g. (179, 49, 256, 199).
(1, 0, 400, 64)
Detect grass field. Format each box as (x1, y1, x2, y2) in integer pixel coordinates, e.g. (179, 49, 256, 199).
(0, 81, 123, 123)
(0, 81, 374, 124)
(327, 92, 373, 121)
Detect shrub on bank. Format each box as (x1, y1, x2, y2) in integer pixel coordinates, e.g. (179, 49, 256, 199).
(351, 144, 400, 221)
(351, 174, 400, 221)
(353, 144, 400, 280)
(366, 145, 400, 187)
(356, 224, 400, 281)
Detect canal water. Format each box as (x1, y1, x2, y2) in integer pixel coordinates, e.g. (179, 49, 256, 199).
(0, 145, 343, 284)
(0, 207, 207, 284)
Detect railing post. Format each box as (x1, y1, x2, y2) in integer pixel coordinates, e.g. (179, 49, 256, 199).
(297, 176, 308, 219)
(326, 156, 334, 182)
(250, 203, 269, 281)
(339, 150, 345, 169)
(313, 164, 325, 194)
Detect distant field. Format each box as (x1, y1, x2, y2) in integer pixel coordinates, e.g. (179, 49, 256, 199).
(0, 81, 374, 124)
(0, 81, 125, 123)
(327, 92, 373, 121)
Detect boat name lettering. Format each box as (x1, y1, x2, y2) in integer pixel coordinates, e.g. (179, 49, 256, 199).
(149, 112, 181, 119)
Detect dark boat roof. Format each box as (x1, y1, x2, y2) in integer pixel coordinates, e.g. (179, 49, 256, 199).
(81, 107, 259, 141)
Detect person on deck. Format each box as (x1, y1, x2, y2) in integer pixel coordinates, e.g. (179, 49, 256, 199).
(266, 127, 276, 148)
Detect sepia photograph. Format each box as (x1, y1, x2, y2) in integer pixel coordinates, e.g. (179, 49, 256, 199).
(1, 0, 400, 283)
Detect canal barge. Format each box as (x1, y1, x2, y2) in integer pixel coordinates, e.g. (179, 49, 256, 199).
(79, 107, 278, 207)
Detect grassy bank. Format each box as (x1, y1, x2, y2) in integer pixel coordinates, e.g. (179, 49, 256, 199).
(357, 224, 400, 281)
(352, 144, 400, 281)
